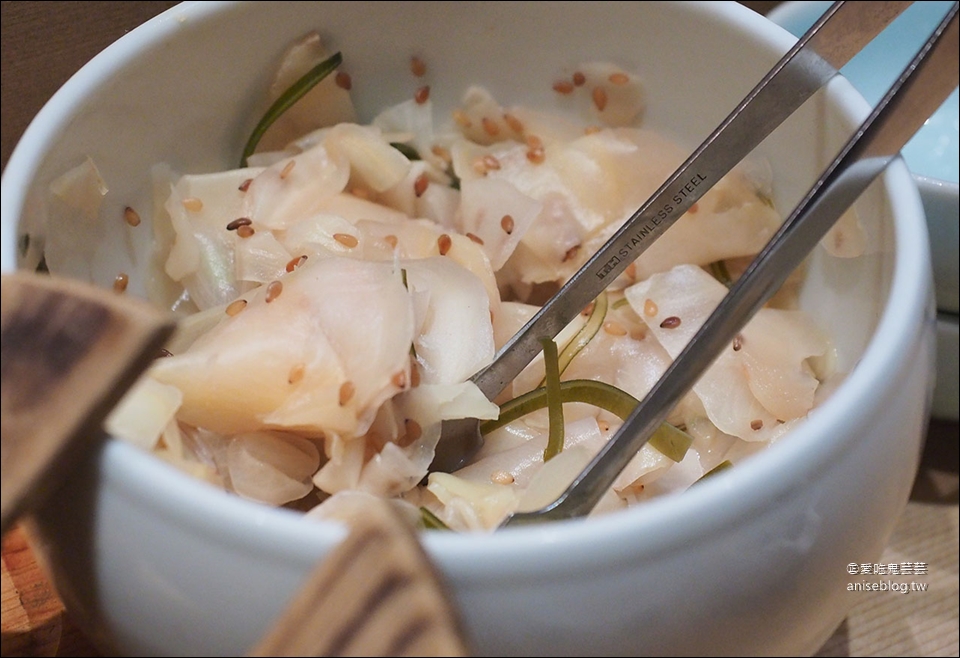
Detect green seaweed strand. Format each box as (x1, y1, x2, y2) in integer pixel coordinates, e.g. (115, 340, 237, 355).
(240, 52, 343, 167)
(708, 260, 734, 287)
(538, 293, 608, 386)
(540, 338, 564, 462)
(692, 459, 733, 486)
(481, 379, 692, 463)
(419, 506, 451, 530)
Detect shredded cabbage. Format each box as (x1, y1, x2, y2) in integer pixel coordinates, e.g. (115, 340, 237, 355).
(95, 34, 842, 531)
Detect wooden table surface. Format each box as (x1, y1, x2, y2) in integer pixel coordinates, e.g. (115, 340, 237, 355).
(2, 2, 958, 657)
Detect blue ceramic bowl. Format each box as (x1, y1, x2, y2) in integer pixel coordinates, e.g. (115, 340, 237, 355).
(769, 0, 958, 421)
(768, 1, 958, 186)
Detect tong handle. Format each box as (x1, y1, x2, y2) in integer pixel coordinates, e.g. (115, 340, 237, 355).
(472, 0, 912, 400)
(505, 2, 959, 526)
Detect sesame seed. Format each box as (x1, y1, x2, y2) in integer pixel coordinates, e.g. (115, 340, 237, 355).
(334, 233, 359, 248)
(414, 85, 430, 104)
(430, 145, 452, 163)
(466, 232, 484, 245)
(392, 370, 407, 388)
(405, 419, 422, 439)
(609, 72, 630, 85)
(660, 316, 681, 329)
(225, 299, 247, 316)
(832, 231, 846, 251)
(562, 244, 580, 262)
(526, 146, 546, 164)
(123, 206, 141, 227)
(364, 434, 382, 461)
(592, 87, 608, 112)
(409, 362, 421, 387)
(181, 197, 203, 212)
(481, 117, 500, 137)
(471, 157, 489, 175)
(335, 71, 352, 90)
(288, 363, 306, 384)
(604, 321, 627, 336)
(339, 380, 356, 405)
(113, 273, 129, 293)
(410, 56, 426, 77)
(384, 234, 398, 248)
(414, 173, 429, 197)
(500, 214, 515, 234)
(285, 255, 307, 272)
(503, 113, 524, 134)
(453, 109, 472, 128)
(572, 71, 586, 86)
(733, 334, 743, 351)
(350, 186, 371, 200)
(581, 301, 596, 316)
(482, 154, 501, 171)
(525, 135, 543, 149)
(598, 419, 610, 432)
(226, 217, 253, 231)
(279, 160, 296, 179)
(265, 280, 283, 303)
(584, 125, 603, 135)
(438, 234, 452, 255)
(625, 262, 637, 280)
(750, 419, 764, 431)
(643, 299, 658, 317)
(401, 418, 422, 445)
(236, 225, 255, 238)
(238, 178, 253, 192)
(688, 202, 699, 215)
(553, 80, 574, 94)
(490, 470, 515, 485)
(630, 327, 647, 341)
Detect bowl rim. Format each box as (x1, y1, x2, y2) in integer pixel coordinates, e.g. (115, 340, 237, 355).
(0, 1, 230, 273)
(914, 172, 960, 195)
(0, 0, 933, 574)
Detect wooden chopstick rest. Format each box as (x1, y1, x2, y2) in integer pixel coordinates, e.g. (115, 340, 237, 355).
(1, 271, 468, 656)
(249, 500, 470, 657)
(0, 271, 175, 536)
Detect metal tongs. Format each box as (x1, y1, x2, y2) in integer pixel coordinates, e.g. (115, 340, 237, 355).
(430, 1, 959, 527)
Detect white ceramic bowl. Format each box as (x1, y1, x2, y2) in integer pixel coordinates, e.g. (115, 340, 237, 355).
(0, 2, 937, 656)
(767, 0, 959, 421)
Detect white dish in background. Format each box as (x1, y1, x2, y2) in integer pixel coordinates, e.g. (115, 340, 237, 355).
(923, 175, 960, 422)
(768, 0, 958, 421)
(933, 316, 959, 421)
(921, 175, 960, 315)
